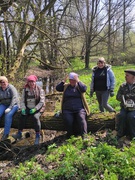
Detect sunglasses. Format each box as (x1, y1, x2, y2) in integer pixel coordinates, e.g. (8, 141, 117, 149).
(0, 81, 6, 84)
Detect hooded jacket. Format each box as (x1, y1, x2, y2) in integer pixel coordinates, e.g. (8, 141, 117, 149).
(90, 64, 115, 92)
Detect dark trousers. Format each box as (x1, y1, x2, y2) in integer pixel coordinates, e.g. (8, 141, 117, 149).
(62, 109, 87, 137)
(96, 90, 114, 112)
(18, 109, 41, 132)
(117, 108, 135, 139)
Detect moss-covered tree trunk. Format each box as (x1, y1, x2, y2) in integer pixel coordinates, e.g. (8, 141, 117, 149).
(0, 112, 116, 133)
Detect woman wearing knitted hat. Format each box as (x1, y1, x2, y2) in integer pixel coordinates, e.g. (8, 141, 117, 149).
(56, 72, 90, 139)
(12, 75, 45, 145)
(0, 76, 19, 141)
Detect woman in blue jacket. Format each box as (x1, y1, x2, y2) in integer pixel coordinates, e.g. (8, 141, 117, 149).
(90, 57, 115, 112)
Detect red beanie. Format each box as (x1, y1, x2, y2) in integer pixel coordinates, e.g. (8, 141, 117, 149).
(27, 75, 38, 82)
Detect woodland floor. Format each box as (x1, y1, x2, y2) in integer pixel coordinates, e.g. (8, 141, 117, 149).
(0, 128, 131, 180)
(0, 128, 67, 179)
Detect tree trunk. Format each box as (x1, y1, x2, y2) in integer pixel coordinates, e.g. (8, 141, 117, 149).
(0, 112, 116, 133)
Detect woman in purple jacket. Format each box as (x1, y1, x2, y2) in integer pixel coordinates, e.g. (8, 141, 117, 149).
(56, 72, 90, 139)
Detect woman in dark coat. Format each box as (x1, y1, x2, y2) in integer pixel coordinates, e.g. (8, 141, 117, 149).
(56, 72, 90, 138)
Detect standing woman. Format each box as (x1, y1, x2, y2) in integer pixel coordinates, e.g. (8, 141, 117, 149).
(12, 75, 45, 145)
(0, 76, 19, 141)
(56, 72, 90, 139)
(90, 57, 115, 112)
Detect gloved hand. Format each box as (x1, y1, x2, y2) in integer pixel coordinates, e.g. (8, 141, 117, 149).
(90, 91, 94, 97)
(110, 90, 114, 97)
(5, 108, 11, 114)
(29, 108, 36, 114)
(21, 109, 26, 115)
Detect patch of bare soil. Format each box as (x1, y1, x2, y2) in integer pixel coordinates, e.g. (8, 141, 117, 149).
(0, 129, 67, 179)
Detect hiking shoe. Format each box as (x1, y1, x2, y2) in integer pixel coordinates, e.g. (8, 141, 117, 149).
(1, 134, 9, 141)
(34, 137, 40, 145)
(12, 133, 22, 140)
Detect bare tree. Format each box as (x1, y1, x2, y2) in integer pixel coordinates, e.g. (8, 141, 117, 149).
(122, 0, 135, 52)
(0, 0, 135, 78)
(0, 0, 57, 79)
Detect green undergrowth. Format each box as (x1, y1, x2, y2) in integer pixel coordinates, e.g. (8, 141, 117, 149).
(10, 135, 135, 180)
(9, 59, 135, 180)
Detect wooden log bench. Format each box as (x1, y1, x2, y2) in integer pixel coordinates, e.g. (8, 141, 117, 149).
(0, 112, 117, 160)
(0, 111, 116, 132)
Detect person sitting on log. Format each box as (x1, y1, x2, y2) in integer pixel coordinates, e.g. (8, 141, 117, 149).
(0, 76, 19, 141)
(12, 75, 45, 145)
(56, 72, 90, 139)
(116, 69, 135, 140)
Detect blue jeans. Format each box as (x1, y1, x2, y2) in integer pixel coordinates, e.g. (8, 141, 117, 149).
(0, 104, 19, 135)
(117, 108, 135, 139)
(96, 90, 114, 112)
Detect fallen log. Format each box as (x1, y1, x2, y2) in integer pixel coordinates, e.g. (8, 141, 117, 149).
(0, 112, 117, 160)
(0, 111, 117, 133)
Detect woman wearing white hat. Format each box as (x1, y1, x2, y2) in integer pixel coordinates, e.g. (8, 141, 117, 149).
(56, 72, 90, 139)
